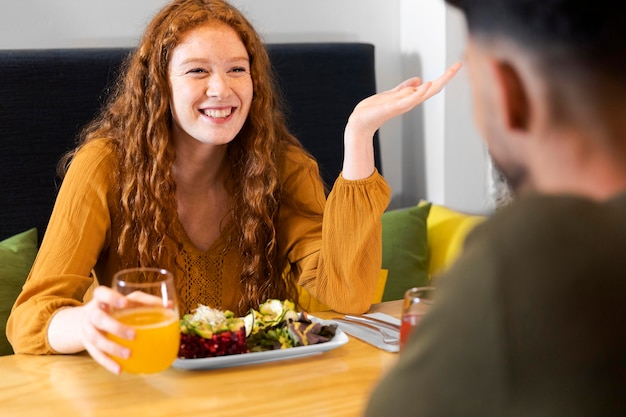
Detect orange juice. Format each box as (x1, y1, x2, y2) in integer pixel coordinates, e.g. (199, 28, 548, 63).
(108, 307, 179, 374)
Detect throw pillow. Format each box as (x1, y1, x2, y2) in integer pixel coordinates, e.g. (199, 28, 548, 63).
(427, 204, 486, 277)
(0, 228, 38, 356)
(381, 203, 431, 301)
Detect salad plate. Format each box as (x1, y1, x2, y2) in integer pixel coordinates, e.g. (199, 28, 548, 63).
(172, 319, 349, 370)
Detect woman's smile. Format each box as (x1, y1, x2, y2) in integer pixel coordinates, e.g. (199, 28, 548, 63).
(201, 107, 234, 120)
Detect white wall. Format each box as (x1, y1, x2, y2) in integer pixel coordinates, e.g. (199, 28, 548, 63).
(443, 6, 490, 211)
(0, 0, 490, 213)
(396, 0, 489, 212)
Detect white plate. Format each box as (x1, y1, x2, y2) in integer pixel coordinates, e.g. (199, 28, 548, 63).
(172, 320, 349, 370)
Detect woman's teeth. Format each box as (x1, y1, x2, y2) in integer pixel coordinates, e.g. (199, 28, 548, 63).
(203, 108, 232, 118)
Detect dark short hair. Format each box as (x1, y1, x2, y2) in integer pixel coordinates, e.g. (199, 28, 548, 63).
(446, 0, 626, 88)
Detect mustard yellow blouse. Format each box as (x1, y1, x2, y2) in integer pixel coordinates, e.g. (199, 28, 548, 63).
(7, 139, 391, 354)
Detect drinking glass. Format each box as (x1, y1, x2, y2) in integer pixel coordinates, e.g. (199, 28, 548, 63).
(400, 286, 435, 350)
(107, 267, 180, 374)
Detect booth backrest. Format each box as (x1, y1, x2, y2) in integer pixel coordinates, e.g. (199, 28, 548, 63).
(0, 43, 380, 242)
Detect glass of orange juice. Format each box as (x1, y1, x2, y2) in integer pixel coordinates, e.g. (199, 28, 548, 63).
(108, 267, 180, 374)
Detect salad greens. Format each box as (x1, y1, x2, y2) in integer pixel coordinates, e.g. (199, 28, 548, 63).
(245, 299, 337, 352)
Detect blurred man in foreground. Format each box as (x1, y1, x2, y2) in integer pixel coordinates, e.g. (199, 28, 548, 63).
(365, 0, 626, 416)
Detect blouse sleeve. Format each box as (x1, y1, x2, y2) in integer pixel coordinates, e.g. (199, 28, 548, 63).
(6, 139, 116, 354)
(278, 147, 391, 314)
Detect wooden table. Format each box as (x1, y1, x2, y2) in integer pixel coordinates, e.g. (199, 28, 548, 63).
(0, 301, 402, 417)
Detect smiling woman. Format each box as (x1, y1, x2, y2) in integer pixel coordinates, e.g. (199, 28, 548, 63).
(6, 0, 459, 375)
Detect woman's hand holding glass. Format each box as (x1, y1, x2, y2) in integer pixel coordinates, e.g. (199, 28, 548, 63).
(76, 285, 136, 374)
(105, 268, 180, 374)
(74, 268, 179, 375)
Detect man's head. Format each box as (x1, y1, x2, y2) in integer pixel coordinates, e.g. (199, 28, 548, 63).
(446, 0, 626, 197)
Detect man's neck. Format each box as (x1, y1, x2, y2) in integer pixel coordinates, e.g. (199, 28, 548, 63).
(529, 127, 626, 201)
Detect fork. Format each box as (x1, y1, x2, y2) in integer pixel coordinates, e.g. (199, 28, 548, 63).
(332, 317, 400, 344)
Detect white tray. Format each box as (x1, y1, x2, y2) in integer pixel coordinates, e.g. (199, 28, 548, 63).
(173, 320, 348, 370)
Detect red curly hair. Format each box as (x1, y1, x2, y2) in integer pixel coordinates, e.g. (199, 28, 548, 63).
(59, 0, 310, 312)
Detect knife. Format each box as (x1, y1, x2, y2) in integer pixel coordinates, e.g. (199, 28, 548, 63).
(343, 314, 401, 332)
(331, 317, 399, 344)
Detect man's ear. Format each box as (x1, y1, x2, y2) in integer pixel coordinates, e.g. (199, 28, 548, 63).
(491, 61, 530, 131)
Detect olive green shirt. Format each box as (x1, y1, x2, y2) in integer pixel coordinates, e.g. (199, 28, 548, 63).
(365, 193, 626, 417)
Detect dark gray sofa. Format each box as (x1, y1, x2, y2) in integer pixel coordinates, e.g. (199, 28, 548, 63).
(0, 43, 381, 243)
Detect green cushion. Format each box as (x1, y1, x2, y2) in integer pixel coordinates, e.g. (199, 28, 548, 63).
(0, 228, 37, 356)
(381, 203, 431, 301)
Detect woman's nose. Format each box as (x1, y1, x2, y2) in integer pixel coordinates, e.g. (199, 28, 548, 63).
(206, 71, 230, 99)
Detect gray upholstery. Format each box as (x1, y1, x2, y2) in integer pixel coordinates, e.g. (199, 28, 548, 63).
(0, 43, 380, 242)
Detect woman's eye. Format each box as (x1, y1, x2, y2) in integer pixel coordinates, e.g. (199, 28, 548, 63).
(229, 67, 249, 75)
(187, 68, 207, 74)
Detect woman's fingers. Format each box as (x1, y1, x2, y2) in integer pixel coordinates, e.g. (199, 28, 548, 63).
(429, 61, 462, 94)
(86, 346, 123, 374)
(390, 76, 423, 92)
(81, 286, 135, 374)
(82, 320, 125, 374)
(88, 303, 133, 339)
(391, 61, 462, 108)
(347, 62, 462, 137)
(92, 285, 127, 310)
(411, 61, 462, 101)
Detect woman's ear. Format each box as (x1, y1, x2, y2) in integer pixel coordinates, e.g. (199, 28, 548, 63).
(491, 60, 530, 131)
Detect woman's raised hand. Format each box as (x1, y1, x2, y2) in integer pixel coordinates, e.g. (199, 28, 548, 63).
(342, 62, 462, 180)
